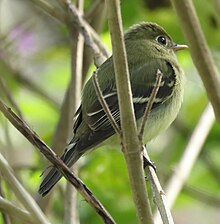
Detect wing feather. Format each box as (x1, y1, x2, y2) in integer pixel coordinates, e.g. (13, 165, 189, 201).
(77, 60, 176, 133)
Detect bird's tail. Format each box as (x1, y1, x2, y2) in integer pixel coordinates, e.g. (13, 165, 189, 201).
(38, 143, 82, 196)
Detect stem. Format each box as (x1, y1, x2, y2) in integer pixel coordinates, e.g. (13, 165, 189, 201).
(0, 154, 49, 224)
(171, 0, 220, 123)
(64, 0, 84, 223)
(105, 0, 153, 223)
(0, 99, 115, 224)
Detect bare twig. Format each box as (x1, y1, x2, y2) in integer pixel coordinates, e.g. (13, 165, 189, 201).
(31, 0, 109, 61)
(0, 197, 34, 224)
(106, 0, 153, 223)
(59, 0, 107, 66)
(143, 148, 174, 224)
(64, 0, 84, 222)
(138, 70, 163, 143)
(171, 0, 220, 123)
(13, 72, 59, 110)
(0, 76, 23, 119)
(183, 185, 220, 208)
(0, 154, 49, 224)
(0, 99, 115, 224)
(84, 0, 104, 21)
(0, 181, 11, 224)
(134, 69, 173, 224)
(32, 0, 66, 23)
(154, 104, 215, 223)
(0, 60, 59, 110)
(201, 151, 220, 185)
(92, 41, 173, 224)
(92, 71, 121, 134)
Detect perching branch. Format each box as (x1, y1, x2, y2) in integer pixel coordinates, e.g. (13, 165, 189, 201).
(143, 148, 174, 224)
(91, 55, 174, 224)
(0, 99, 115, 224)
(171, 0, 220, 123)
(105, 0, 153, 223)
(135, 69, 174, 224)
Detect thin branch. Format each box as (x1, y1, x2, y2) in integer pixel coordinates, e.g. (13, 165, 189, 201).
(143, 148, 174, 224)
(92, 71, 121, 134)
(0, 197, 34, 224)
(183, 185, 220, 208)
(0, 99, 115, 224)
(0, 76, 23, 119)
(0, 154, 49, 224)
(0, 60, 59, 110)
(201, 151, 220, 185)
(154, 103, 215, 223)
(64, 0, 84, 222)
(92, 42, 173, 224)
(135, 70, 173, 224)
(135, 69, 173, 224)
(171, 0, 220, 123)
(0, 181, 11, 224)
(13, 72, 59, 110)
(106, 0, 153, 223)
(32, 0, 66, 23)
(138, 70, 163, 143)
(84, 0, 104, 22)
(59, 0, 107, 66)
(31, 0, 109, 61)
(37, 87, 71, 211)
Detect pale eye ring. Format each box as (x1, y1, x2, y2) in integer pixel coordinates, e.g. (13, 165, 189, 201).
(156, 35, 167, 46)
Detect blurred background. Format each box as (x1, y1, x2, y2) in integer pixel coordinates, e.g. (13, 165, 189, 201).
(0, 0, 220, 223)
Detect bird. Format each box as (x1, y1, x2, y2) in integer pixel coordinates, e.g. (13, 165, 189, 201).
(39, 22, 188, 196)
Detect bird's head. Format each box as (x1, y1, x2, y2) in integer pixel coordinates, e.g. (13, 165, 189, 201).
(124, 22, 188, 57)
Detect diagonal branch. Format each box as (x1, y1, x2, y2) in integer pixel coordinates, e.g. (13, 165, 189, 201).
(31, 0, 109, 63)
(92, 71, 121, 134)
(59, 0, 107, 66)
(0, 76, 23, 119)
(135, 69, 173, 224)
(143, 148, 174, 224)
(0, 153, 49, 224)
(138, 70, 163, 143)
(171, 0, 220, 123)
(0, 99, 115, 224)
(0, 197, 35, 224)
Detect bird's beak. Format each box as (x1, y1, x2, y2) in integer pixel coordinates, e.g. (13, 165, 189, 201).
(172, 44, 188, 52)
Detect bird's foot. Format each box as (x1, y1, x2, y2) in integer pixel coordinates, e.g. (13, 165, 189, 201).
(143, 156, 156, 171)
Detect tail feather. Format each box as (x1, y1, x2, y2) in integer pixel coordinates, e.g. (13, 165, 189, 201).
(38, 168, 62, 196)
(38, 143, 82, 196)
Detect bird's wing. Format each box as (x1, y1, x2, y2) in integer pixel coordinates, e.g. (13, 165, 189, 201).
(84, 60, 176, 132)
(86, 89, 119, 131)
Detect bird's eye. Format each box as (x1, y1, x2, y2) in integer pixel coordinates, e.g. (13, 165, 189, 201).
(156, 36, 167, 46)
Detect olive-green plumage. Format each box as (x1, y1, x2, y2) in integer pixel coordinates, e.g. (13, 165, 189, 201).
(39, 22, 187, 196)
